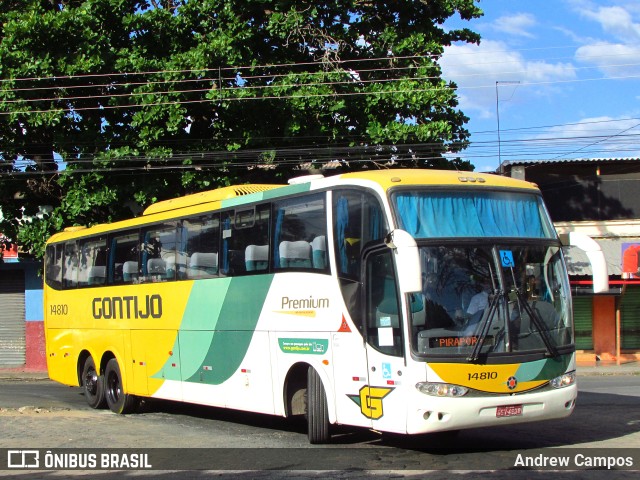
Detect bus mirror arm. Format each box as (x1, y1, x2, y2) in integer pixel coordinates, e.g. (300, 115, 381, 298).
(384, 229, 415, 250)
(385, 230, 422, 293)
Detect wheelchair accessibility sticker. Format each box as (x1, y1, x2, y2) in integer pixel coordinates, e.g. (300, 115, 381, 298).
(382, 362, 392, 379)
(500, 250, 515, 268)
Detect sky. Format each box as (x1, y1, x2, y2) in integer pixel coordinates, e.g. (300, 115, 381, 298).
(439, 0, 640, 172)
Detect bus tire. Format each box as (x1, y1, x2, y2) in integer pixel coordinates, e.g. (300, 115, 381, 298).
(81, 356, 106, 409)
(307, 366, 330, 444)
(104, 358, 139, 414)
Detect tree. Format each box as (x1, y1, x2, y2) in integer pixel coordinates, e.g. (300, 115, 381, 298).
(0, 0, 482, 257)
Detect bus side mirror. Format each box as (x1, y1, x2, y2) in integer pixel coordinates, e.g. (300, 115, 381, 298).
(559, 232, 609, 294)
(385, 229, 422, 293)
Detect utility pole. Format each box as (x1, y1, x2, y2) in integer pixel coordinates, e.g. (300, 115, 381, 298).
(496, 80, 520, 173)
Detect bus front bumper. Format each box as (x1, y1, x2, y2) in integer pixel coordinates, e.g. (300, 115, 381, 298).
(405, 384, 577, 435)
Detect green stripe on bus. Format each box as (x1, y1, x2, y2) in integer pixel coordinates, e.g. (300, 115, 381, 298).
(220, 183, 310, 209)
(174, 278, 232, 380)
(514, 354, 571, 381)
(184, 275, 274, 384)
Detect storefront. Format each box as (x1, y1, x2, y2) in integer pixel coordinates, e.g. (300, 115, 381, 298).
(559, 222, 640, 364)
(0, 235, 45, 370)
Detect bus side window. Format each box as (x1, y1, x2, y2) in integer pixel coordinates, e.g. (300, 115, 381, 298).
(365, 250, 403, 357)
(78, 237, 107, 287)
(45, 244, 63, 290)
(333, 190, 387, 279)
(333, 190, 388, 328)
(184, 214, 220, 279)
(140, 223, 177, 283)
(108, 231, 140, 284)
(221, 205, 270, 276)
(63, 242, 79, 289)
(273, 193, 327, 271)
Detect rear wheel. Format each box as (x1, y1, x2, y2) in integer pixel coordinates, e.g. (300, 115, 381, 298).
(104, 358, 139, 414)
(307, 367, 330, 444)
(81, 356, 106, 409)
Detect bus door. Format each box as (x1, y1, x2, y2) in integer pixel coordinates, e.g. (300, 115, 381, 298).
(361, 248, 408, 434)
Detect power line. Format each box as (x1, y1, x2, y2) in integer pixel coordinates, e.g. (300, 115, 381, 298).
(0, 54, 439, 85)
(4, 72, 640, 117)
(0, 84, 457, 116)
(0, 64, 428, 95)
(2, 42, 633, 88)
(3, 60, 640, 107)
(0, 74, 443, 105)
(5, 128, 640, 167)
(548, 121, 640, 161)
(5, 128, 640, 177)
(4, 68, 640, 117)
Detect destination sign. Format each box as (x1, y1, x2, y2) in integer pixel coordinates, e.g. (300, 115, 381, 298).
(429, 335, 494, 348)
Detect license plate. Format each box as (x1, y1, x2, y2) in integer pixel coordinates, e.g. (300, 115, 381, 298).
(496, 404, 523, 417)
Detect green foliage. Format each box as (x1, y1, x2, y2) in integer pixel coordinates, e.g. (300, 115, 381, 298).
(1, 0, 483, 258)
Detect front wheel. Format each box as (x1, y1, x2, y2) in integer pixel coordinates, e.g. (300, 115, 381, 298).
(307, 367, 330, 444)
(104, 358, 139, 414)
(81, 356, 106, 409)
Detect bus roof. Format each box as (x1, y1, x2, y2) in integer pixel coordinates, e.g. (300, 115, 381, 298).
(335, 169, 538, 191)
(46, 169, 539, 244)
(142, 184, 282, 216)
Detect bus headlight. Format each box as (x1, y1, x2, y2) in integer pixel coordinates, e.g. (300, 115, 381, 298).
(550, 371, 576, 389)
(416, 382, 468, 397)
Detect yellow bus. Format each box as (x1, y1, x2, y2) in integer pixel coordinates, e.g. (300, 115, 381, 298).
(44, 169, 597, 443)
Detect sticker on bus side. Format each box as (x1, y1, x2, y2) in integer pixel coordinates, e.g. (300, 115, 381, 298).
(347, 385, 394, 420)
(278, 338, 328, 355)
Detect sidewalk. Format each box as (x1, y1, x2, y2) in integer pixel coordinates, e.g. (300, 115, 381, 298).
(0, 362, 638, 380)
(576, 360, 640, 376)
(0, 368, 50, 380)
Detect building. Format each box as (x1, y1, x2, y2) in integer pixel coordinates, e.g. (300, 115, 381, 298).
(503, 158, 640, 365)
(0, 233, 45, 370)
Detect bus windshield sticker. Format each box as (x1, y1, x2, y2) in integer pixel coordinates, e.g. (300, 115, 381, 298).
(500, 250, 515, 267)
(378, 327, 394, 347)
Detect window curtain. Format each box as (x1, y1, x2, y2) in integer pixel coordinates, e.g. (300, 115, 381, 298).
(222, 216, 231, 272)
(368, 203, 382, 241)
(336, 196, 349, 272)
(395, 192, 548, 238)
(107, 239, 117, 283)
(273, 208, 284, 267)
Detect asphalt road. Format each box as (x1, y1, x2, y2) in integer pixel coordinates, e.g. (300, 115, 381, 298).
(0, 375, 638, 479)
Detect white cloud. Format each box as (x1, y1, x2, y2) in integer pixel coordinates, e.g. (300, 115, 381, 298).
(580, 5, 640, 42)
(570, 3, 640, 77)
(575, 42, 640, 77)
(492, 13, 537, 38)
(441, 40, 576, 117)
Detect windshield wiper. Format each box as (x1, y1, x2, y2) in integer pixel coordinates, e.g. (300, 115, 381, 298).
(467, 290, 501, 363)
(512, 289, 559, 358)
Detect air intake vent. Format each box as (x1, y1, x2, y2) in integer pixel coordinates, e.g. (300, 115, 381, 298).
(143, 184, 283, 216)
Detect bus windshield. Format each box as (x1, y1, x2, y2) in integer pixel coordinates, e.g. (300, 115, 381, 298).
(409, 244, 573, 358)
(393, 190, 556, 239)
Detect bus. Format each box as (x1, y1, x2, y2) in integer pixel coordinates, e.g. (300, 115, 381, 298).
(43, 169, 603, 443)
